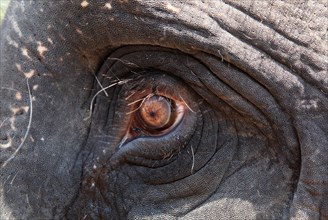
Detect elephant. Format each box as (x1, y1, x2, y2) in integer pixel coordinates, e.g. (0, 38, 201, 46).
(0, 0, 327, 219)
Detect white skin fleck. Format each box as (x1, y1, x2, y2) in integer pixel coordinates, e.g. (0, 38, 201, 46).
(37, 41, 48, 58)
(0, 117, 13, 148)
(11, 106, 29, 114)
(299, 99, 319, 110)
(15, 63, 22, 71)
(0, 135, 13, 149)
(15, 92, 22, 100)
(21, 47, 32, 60)
(16, 63, 36, 78)
(9, 106, 30, 131)
(47, 38, 53, 44)
(21, 106, 29, 113)
(105, 3, 112, 9)
(76, 28, 83, 35)
(166, 3, 181, 13)
(9, 116, 17, 131)
(24, 70, 35, 79)
(81, 0, 89, 7)
(41, 137, 45, 141)
(33, 85, 39, 91)
(293, 209, 310, 219)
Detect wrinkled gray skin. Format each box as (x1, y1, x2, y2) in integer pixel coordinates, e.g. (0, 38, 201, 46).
(0, 0, 327, 219)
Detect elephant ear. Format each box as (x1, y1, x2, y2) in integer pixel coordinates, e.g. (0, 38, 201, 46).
(1, 0, 328, 219)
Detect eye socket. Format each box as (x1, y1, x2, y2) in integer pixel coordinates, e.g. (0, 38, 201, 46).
(128, 94, 186, 138)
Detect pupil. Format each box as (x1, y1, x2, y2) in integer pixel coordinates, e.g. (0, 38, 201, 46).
(150, 111, 157, 118)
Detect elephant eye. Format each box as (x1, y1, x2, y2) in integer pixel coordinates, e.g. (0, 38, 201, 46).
(128, 94, 185, 138)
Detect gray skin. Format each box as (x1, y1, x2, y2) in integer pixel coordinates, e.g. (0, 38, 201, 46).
(0, 0, 327, 219)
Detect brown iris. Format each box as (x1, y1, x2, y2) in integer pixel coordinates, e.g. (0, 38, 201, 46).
(139, 95, 171, 129)
(125, 93, 186, 140)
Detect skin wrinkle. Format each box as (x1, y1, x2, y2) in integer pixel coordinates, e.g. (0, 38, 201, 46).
(129, 132, 235, 218)
(86, 88, 123, 166)
(291, 118, 328, 217)
(223, 1, 311, 49)
(194, 52, 300, 165)
(223, 0, 327, 55)
(104, 47, 272, 131)
(206, 2, 328, 94)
